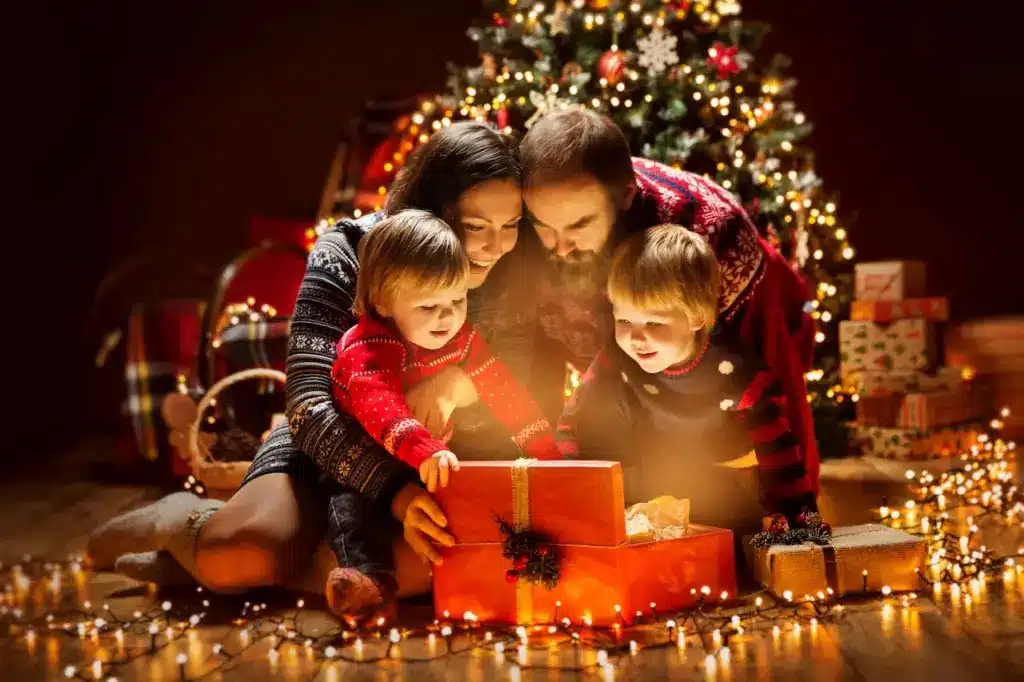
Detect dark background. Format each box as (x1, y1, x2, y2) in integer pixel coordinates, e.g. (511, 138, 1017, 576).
(11, 0, 1023, 455)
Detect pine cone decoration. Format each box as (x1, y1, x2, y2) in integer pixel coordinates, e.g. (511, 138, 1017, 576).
(209, 426, 260, 462)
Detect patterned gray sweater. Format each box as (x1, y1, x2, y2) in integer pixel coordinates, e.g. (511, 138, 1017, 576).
(285, 213, 539, 502)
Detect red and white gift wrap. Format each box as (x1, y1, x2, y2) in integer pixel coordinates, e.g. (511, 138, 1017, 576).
(432, 460, 737, 626)
(846, 367, 963, 397)
(839, 319, 935, 375)
(854, 261, 927, 301)
(850, 297, 949, 323)
(855, 394, 903, 427)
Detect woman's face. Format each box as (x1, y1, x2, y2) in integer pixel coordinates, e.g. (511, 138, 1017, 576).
(455, 178, 522, 289)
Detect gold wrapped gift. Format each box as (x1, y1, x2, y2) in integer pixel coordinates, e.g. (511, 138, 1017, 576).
(748, 524, 926, 597)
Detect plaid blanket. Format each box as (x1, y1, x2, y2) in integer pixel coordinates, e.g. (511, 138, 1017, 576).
(215, 318, 290, 374)
(122, 300, 204, 477)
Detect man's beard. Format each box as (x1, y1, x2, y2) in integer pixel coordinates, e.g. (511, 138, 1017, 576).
(545, 247, 611, 298)
(543, 218, 626, 297)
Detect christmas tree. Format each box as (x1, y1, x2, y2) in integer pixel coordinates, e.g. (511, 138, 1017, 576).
(348, 0, 856, 454)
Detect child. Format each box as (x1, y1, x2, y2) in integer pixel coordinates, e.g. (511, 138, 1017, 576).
(325, 209, 561, 617)
(556, 225, 817, 533)
(331, 209, 561, 483)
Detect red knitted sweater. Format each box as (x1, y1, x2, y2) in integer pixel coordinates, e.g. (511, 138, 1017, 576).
(332, 315, 561, 467)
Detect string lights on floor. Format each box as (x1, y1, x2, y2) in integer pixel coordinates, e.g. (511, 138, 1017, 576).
(2, 409, 1019, 679)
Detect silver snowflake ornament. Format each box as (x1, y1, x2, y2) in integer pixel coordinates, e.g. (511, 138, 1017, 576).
(637, 29, 679, 76)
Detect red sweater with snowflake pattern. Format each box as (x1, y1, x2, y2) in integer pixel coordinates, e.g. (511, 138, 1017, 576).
(332, 315, 561, 467)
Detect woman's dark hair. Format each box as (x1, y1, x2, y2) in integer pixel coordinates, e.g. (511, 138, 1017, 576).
(384, 121, 521, 228)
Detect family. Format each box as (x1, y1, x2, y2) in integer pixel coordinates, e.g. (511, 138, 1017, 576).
(88, 108, 820, 620)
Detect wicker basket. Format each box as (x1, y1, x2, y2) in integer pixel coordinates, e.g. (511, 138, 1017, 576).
(188, 367, 286, 492)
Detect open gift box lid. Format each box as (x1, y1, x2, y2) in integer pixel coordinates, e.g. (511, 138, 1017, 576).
(433, 460, 627, 547)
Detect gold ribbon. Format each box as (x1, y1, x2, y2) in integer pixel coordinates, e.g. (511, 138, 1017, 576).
(512, 458, 535, 623)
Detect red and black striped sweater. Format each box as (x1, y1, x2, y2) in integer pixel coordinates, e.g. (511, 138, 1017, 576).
(556, 330, 817, 520)
(331, 314, 561, 468)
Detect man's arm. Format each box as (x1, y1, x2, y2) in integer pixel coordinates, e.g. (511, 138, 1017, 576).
(285, 218, 418, 504)
(734, 369, 817, 521)
(462, 329, 560, 459)
(555, 350, 633, 459)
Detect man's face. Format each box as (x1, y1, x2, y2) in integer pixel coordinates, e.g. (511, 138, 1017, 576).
(524, 175, 620, 261)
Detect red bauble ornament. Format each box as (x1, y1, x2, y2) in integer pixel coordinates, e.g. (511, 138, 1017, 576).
(819, 522, 832, 535)
(505, 570, 520, 583)
(768, 516, 789, 534)
(706, 41, 741, 79)
(536, 544, 551, 557)
(496, 108, 509, 129)
(492, 12, 508, 27)
(796, 511, 810, 527)
(513, 555, 529, 570)
(597, 50, 627, 85)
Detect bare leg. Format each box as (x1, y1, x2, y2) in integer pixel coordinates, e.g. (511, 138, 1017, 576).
(192, 473, 329, 592)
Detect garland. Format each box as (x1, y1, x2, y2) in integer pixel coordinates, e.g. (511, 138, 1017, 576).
(495, 516, 561, 588)
(749, 508, 833, 549)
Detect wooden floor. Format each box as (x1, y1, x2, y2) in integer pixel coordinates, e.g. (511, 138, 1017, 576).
(2, 439, 1023, 681)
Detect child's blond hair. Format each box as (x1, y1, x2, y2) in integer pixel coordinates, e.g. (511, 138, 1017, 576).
(607, 224, 720, 331)
(353, 209, 470, 317)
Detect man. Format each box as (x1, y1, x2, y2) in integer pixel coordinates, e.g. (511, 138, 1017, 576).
(519, 108, 820, 491)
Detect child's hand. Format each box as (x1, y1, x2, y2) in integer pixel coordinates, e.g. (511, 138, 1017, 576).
(418, 450, 460, 492)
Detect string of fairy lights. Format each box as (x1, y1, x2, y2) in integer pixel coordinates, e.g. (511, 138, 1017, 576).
(2, 410, 1020, 680)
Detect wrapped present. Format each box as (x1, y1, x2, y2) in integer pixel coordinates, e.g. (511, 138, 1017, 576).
(845, 366, 963, 397)
(856, 424, 984, 459)
(898, 387, 991, 430)
(854, 261, 926, 301)
(855, 394, 903, 427)
(432, 461, 736, 626)
(749, 524, 926, 597)
(850, 297, 949, 323)
(839, 319, 935, 374)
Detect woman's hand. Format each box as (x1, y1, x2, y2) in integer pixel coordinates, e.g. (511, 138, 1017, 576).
(391, 482, 455, 565)
(405, 367, 479, 437)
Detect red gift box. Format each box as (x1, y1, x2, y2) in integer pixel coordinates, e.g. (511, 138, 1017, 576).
(898, 387, 991, 430)
(850, 297, 949, 323)
(432, 460, 736, 626)
(855, 394, 903, 427)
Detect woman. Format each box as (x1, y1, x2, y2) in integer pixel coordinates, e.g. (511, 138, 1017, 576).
(88, 121, 541, 605)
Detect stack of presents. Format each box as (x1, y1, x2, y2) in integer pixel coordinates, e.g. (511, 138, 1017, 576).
(431, 461, 927, 624)
(840, 261, 992, 460)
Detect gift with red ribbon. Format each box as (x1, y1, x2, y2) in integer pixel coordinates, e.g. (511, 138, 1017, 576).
(432, 460, 736, 626)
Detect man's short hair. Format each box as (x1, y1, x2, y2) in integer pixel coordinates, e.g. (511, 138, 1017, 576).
(520, 109, 634, 196)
